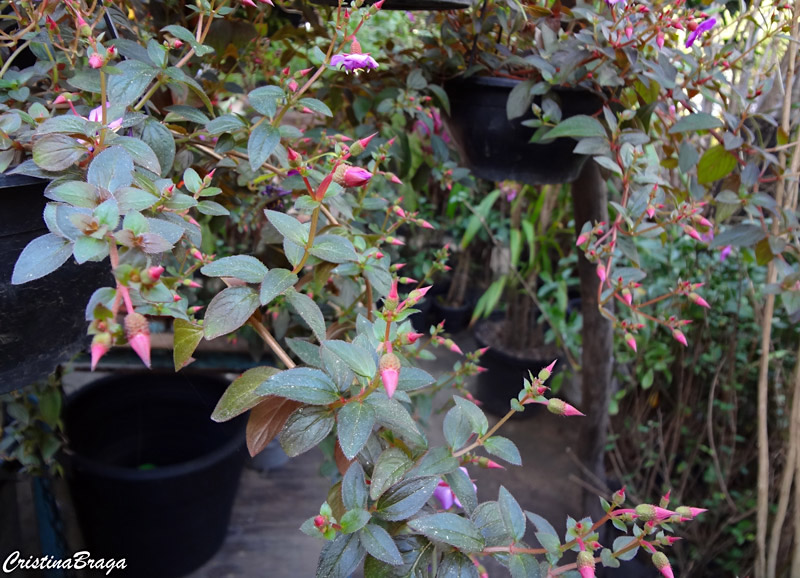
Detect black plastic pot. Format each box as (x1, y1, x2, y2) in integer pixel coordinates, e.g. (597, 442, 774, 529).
(473, 319, 563, 418)
(0, 174, 112, 394)
(63, 373, 247, 578)
(444, 77, 604, 185)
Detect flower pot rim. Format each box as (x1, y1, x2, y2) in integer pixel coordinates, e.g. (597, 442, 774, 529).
(63, 372, 246, 482)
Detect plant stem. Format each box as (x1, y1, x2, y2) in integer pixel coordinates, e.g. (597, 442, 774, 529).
(248, 314, 296, 369)
(452, 404, 522, 457)
(291, 206, 321, 274)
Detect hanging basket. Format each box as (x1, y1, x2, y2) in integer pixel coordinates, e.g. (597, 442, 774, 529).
(309, 0, 470, 11)
(0, 174, 112, 394)
(444, 77, 604, 185)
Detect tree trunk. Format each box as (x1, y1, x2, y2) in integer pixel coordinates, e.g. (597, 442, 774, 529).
(571, 161, 614, 523)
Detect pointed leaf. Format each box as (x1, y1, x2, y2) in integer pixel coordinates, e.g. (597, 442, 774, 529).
(212, 366, 280, 422)
(246, 396, 303, 457)
(203, 286, 259, 339)
(260, 268, 298, 305)
(248, 123, 281, 172)
(407, 513, 485, 553)
(545, 115, 606, 139)
(286, 288, 326, 342)
(280, 405, 335, 457)
(316, 533, 366, 578)
(498, 486, 526, 541)
(256, 367, 339, 405)
(173, 318, 204, 371)
(201, 255, 268, 283)
(375, 477, 439, 521)
(337, 401, 376, 460)
(370, 448, 413, 501)
(11, 234, 72, 284)
(484, 436, 522, 466)
(342, 461, 368, 511)
(359, 524, 403, 566)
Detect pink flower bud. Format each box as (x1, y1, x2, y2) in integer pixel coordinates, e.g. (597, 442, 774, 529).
(388, 280, 399, 301)
(287, 80, 298, 92)
(597, 264, 607, 283)
(125, 312, 151, 368)
(390, 263, 404, 271)
(635, 504, 679, 521)
(373, 0, 385, 9)
(394, 206, 407, 218)
(625, 333, 637, 352)
(88, 52, 104, 69)
(419, 220, 435, 229)
(683, 225, 703, 242)
(342, 166, 371, 187)
(576, 234, 588, 246)
(53, 94, 69, 105)
(192, 249, 203, 260)
(622, 289, 633, 306)
(625, 23, 633, 39)
(652, 552, 674, 578)
(405, 332, 424, 344)
(656, 31, 665, 48)
(688, 292, 710, 308)
(447, 340, 463, 355)
(675, 506, 707, 519)
(148, 266, 165, 281)
(379, 353, 401, 398)
(646, 206, 656, 219)
(547, 398, 585, 417)
(672, 329, 688, 347)
(386, 236, 405, 246)
(90, 333, 111, 371)
(577, 551, 596, 578)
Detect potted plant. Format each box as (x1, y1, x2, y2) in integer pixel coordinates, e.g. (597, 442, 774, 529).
(418, 0, 606, 185)
(466, 181, 578, 415)
(0, 0, 760, 575)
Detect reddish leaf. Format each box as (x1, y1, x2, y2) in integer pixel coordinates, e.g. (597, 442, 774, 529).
(334, 441, 354, 476)
(246, 396, 303, 457)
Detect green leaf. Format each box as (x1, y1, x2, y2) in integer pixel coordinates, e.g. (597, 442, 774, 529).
(316, 533, 366, 578)
(322, 340, 376, 378)
(147, 38, 168, 68)
(709, 224, 765, 248)
(535, 532, 561, 556)
(32, 134, 86, 171)
(697, 145, 737, 184)
(73, 236, 109, 263)
(375, 477, 439, 521)
(340, 509, 371, 534)
(107, 60, 158, 107)
(36, 115, 95, 136)
(248, 123, 281, 172)
(613, 536, 638, 561)
(507, 79, 534, 120)
(285, 338, 322, 368)
(201, 255, 268, 284)
(445, 467, 477, 515)
(453, 396, 488, 436)
(407, 513, 484, 553)
(472, 502, 510, 546)
(678, 142, 699, 173)
(462, 190, 500, 249)
(484, 436, 522, 466)
(141, 118, 175, 177)
(88, 146, 134, 191)
(196, 200, 229, 216)
(280, 406, 335, 457)
(249, 85, 284, 118)
(203, 286, 260, 339)
(443, 405, 472, 450)
(525, 511, 558, 537)
(260, 268, 298, 306)
(342, 461, 369, 510)
(298, 98, 333, 117)
(211, 366, 279, 422)
(309, 234, 358, 263)
(172, 318, 204, 371)
(256, 367, 339, 405)
(286, 289, 327, 342)
(165, 105, 209, 124)
(498, 486, 526, 541)
(366, 393, 427, 449)
(206, 114, 246, 135)
(111, 136, 162, 175)
(438, 551, 480, 578)
(162, 24, 215, 57)
(397, 367, 435, 392)
(545, 115, 606, 139)
(11, 234, 72, 284)
(508, 554, 542, 578)
(45, 181, 100, 208)
(668, 112, 723, 134)
(264, 209, 308, 246)
(337, 401, 376, 460)
(600, 548, 620, 568)
(406, 446, 458, 478)
(359, 524, 403, 566)
(370, 448, 413, 501)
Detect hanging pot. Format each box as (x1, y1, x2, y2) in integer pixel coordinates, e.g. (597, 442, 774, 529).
(473, 317, 563, 418)
(443, 77, 604, 185)
(310, 0, 469, 11)
(63, 372, 248, 578)
(0, 174, 112, 394)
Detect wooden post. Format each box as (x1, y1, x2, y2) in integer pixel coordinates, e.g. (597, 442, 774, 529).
(571, 161, 614, 522)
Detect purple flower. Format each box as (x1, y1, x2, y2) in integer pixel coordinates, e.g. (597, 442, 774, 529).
(433, 468, 476, 510)
(88, 102, 123, 131)
(330, 53, 378, 73)
(685, 18, 716, 48)
(720, 245, 732, 261)
(605, 0, 624, 5)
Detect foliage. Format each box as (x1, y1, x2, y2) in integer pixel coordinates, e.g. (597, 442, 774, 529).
(1, 0, 796, 576)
